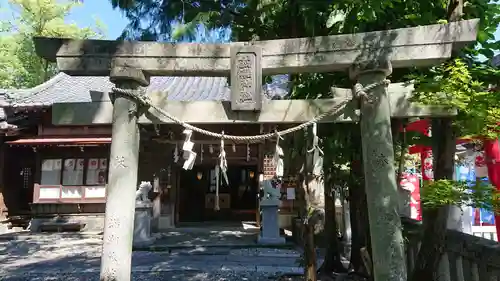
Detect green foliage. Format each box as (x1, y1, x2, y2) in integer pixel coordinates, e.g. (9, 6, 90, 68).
(112, 0, 500, 209)
(113, 0, 453, 40)
(411, 59, 500, 140)
(421, 179, 500, 212)
(322, 124, 353, 187)
(0, 0, 105, 88)
(408, 0, 500, 140)
(111, 0, 500, 140)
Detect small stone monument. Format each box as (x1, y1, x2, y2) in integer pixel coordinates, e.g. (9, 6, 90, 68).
(258, 179, 286, 244)
(133, 181, 155, 247)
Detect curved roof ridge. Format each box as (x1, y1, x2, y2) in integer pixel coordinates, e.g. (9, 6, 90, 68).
(3, 72, 69, 101)
(5, 75, 289, 109)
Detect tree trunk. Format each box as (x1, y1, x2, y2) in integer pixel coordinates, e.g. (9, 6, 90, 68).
(301, 176, 318, 281)
(304, 219, 318, 281)
(301, 126, 326, 281)
(291, 130, 316, 281)
(319, 142, 348, 275)
(446, 0, 463, 21)
(410, 118, 455, 281)
(411, 1, 462, 278)
(396, 121, 411, 217)
(42, 59, 50, 82)
(319, 192, 347, 273)
(397, 120, 409, 190)
(348, 124, 372, 279)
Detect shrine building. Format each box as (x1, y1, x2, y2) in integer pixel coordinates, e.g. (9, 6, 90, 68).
(0, 73, 300, 232)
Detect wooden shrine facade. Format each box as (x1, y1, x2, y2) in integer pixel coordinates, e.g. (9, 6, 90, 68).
(1, 101, 303, 229)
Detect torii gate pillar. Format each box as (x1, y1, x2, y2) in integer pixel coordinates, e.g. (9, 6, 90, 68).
(100, 66, 150, 281)
(350, 60, 407, 281)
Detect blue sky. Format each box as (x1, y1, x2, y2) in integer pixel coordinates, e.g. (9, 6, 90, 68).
(0, 0, 128, 39)
(65, 0, 128, 39)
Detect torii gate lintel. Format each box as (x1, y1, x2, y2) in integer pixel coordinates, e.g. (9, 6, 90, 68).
(34, 19, 478, 77)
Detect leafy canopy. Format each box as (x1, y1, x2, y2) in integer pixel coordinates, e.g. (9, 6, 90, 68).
(109, 0, 499, 121)
(421, 178, 500, 213)
(108, 0, 500, 215)
(411, 59, 500, 140)
(0, 0, 106, 88)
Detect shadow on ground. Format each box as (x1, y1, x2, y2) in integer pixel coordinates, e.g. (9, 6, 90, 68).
(2, 271, 278, 281)
(0, 226, 304, 281)
(156, 227, 259, 246)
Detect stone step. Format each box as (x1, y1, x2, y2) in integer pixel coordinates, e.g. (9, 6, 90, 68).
(165, 247, 303, 257)
(1, 263, 309, 275)
(133, 242, 296, 252)
(0, 231, 102, 241)
(158, 257, 305, 267)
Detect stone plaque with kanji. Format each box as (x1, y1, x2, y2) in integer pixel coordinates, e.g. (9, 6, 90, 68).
(230, 46, 262, 111)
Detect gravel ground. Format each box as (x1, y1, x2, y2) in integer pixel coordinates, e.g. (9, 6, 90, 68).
(0, 234, 309, 281)
(0, 271, 279, 281)
(0, 272, 368, 281)
(153, 229, 259, 247)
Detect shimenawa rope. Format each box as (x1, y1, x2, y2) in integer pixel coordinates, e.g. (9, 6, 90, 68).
(110, 79, 389, 141)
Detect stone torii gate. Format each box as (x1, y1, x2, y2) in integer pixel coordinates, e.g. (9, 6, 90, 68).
(34, 19, 479, 281)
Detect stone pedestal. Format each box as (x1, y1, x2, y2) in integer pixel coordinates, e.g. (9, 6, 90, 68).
(133, 202, 155, 247)
(258, 205, 286, 244)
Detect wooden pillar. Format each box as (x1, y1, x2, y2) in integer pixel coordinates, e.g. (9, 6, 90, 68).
(350, 60, 407, 281)
(100, 66, 150, 281)
(152, 174, 161, 232)
(256, 141, 264, 227)
(302, 125, 324, 280)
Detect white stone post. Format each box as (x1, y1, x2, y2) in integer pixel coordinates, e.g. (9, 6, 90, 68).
(100, 66, 150, 281)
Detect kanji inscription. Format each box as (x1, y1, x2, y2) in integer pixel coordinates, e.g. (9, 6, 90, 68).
(230, 46, 262, 111)
(237, 54, 255, 103)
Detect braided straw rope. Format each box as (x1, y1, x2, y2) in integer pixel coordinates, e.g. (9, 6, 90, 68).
(111, 79, 389, 141)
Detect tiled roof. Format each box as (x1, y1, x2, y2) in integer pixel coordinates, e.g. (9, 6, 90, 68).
(0, 93, 17, 134)
(1, 73, 289, 108)
(0, 94, 6, 120)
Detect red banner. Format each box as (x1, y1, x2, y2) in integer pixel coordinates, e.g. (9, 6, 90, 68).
(484, 139, 500, 240)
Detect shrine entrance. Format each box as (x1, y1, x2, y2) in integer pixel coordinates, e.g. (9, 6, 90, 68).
(2, 146, 35, 217)
(35, 18, 479, 281)
(178, 165, 258, 223)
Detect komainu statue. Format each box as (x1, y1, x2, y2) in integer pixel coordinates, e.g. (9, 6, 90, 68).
(135, 181, 152, 203)
(260, 179, 281, 206)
